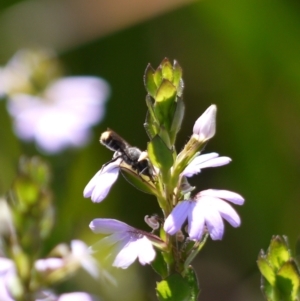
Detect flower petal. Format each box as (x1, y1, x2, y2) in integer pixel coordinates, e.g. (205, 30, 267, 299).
(212, 199, 241, 227)
(111, 235, 155, 269)
(83, 160, 121, 203)
(195, 156, 231, 169)
(89, 232, 129, 254)
(164, 201, 192, 235)
(182, 153, 231, 177)
(89, 219, 133, 234)
(113, 238, 138, 269)
(193, 198, 225, 240)
(136, 236, 156, 265)
(70, 240, 99, 279)
(187, 202, 205, 240)
(57, 292, 96, 301)
(35, 258, 64, 272)
(0, 258, 14, 274)
(199, 189, 245, 205)
(46, 76, 110, 126)
(204, 208, 224, 240)
(90, 219, 157, 269)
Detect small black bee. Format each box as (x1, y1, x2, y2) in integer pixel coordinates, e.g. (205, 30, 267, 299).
(100, 129, 154, 180)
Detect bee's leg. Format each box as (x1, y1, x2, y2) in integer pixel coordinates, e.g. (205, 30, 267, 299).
(139, 166, 156, 183)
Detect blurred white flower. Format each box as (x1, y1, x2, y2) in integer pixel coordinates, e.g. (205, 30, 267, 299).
(0, 49, 110, 153)
(36, 291, 97, 301)
(7, 76, 110, 153)
(0, 251, 101, 300)
(56, 292, 97, 301)
(35, 240, 99, 279)
(0, 258, 16, 301)
(0, 48, 61, 97)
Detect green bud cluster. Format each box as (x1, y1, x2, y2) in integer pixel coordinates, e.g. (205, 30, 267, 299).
(257, 235, 300, 301)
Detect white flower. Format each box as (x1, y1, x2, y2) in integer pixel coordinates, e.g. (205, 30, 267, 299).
(0, 257, 98, 301)
(35, 240, 99, 279)
(182, 152, 231, 177)
(56, 292, 97, 301)
(83, 159, 121, 203)
(193, 104, 217, 142)
(69, 240, 99, 278)
(0, 49, 50, 97)
(89, 219, 156, 269)
(164, 189, 244, 241)
(0, 258, 16, 301)
(36, 291, 97, 301)
(35, 258, 65, 272)
(6, 76, 110, 153)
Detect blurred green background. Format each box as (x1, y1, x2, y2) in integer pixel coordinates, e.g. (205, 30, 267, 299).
(1, 0, 300, 300)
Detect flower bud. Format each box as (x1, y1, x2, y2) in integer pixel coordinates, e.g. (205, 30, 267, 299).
(193, 104, 217, 142)
(173, 105, 217, 177)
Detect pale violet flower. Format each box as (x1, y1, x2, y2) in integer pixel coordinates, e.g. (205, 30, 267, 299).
(182, 152, 231, 177)
(0, 259, 98, 301)
(36, 291, 97, 301)
(69, 240, 100, 278)
(193, 104, 217, 141)
(164, 189, 244, 241)
(35, 258, 64, 272)
(89, 219, 156, 269)
(0, 258, 16, 301)
(83, 159, 122, 203)
(35, 240, 99, 279)
(0, 48, 57, 97)
(56, 292, 97, 301)
(7, 76, 110, 153)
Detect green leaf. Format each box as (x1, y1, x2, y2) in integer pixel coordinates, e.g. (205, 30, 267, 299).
(154, 66, 163, 88)
(257, 236, 300, 301)
(154, 80, 177, 131)
(155, 80, 177, 104)
(276, 261, 300, 300)
(261, 277, 279, 301)
(172, 60, 183, 88)
(161, 58, 173, 82)
(184, 266, 200, 301)
(144, 64, 157, 98)
(144, 95, 159, 139)
(119, 162, 156, 195)
(267, 236, 290, 271)
(169, 98, 185, 145)
(257, 251, 276, 285)
(151, 250, 168, 278)
(156, 274, 191, 301)
(147, 135, 174, 180)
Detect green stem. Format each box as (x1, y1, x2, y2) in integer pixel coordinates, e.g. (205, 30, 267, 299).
(183, 233, 209, 273)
